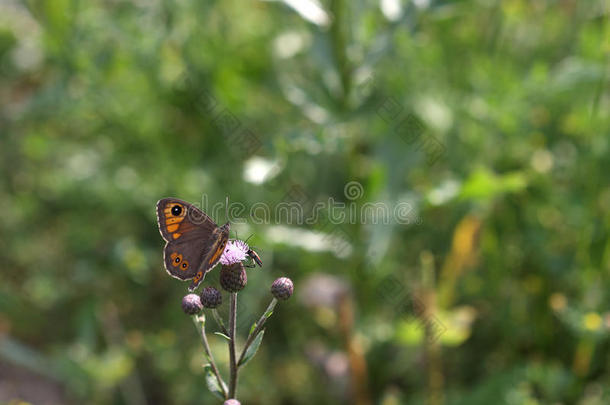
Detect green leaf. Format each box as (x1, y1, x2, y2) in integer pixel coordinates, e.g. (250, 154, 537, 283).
(459, 168, 527, 202)
(238, 330, 264, 367)
(214, 332, 231, 341)
(249, 321, 257, 335)
(203, 364, 226, 400)
(264, 310, 274, 319)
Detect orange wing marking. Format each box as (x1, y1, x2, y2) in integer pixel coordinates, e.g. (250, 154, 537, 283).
(164, 204, 186, 233)
(170, 252, 183, 267)
(166, 224, 179, 232)
(208, 240, 227, 264)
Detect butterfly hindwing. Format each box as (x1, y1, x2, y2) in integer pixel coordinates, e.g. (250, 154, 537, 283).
(187, 226, 230, 291)
(163, 239, 204, 280)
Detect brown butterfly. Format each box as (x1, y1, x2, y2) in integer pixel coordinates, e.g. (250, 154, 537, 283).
(156, 198, 230, 291)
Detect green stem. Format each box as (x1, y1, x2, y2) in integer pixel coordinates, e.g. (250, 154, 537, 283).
(212, 308, 228, 336)
(329, 0, 351, 104)
(237, 298, 277, 367)
(228, 293, 238, 398)
(193, 315, 228, 399)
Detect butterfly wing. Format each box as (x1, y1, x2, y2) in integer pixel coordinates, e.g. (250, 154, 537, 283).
(156, 198, 230, 291)
(186, 223, 230, 290)
(157, 198, 217, 243)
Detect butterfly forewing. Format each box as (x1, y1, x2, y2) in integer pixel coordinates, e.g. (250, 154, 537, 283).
(156, 198, 217, 242)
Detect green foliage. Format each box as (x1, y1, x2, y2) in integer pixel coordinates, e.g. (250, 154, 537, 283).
(203, 364, 226, 401)
(214, 332, 231, 342)
(238, 331, 264, 368)
(0, 0, 609, 404)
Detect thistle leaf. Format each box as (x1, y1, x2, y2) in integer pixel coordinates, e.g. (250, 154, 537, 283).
(203, 364, 225, 400)
(238, 330, 264, 367)
(249, 321, 257, 335)
(214, 332, 231, 341)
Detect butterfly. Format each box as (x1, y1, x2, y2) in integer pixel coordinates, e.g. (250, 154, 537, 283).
(156, 198, 230, 291)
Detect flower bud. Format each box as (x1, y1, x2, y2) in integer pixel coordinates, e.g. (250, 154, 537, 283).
(220, 262, 247, 292)
(181, 294, 203, 315)
(271, 277, 294, 300)
(200, 286, 222, 308)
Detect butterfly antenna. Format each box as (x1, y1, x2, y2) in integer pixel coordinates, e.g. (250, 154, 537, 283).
(244, 233, 255, 244)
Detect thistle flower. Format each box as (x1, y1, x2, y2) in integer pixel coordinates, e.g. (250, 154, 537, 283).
(200, 286, 222, 308)
(220, 239, 250, 265)
(271, 277, 294, 300)
(224, 400, 240, 405)
(182, 294, 203, 314)
(220, 262, 248, 292)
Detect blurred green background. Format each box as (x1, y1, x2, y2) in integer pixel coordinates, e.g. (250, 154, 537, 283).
(1, 0, 609, 404)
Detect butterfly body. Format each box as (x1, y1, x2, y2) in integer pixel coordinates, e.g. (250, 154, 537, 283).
(156, 198, 230, 291)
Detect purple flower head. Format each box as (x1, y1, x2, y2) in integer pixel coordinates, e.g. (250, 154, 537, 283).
(220, 239, 249, 265)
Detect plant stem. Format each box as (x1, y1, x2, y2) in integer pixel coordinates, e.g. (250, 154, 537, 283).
(237, 298, 277, 366)
(212, 308, 229, 336)
(329, 0, 351, 105)
(228, 292, 238, 398)
(193, 315, 228, 399)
